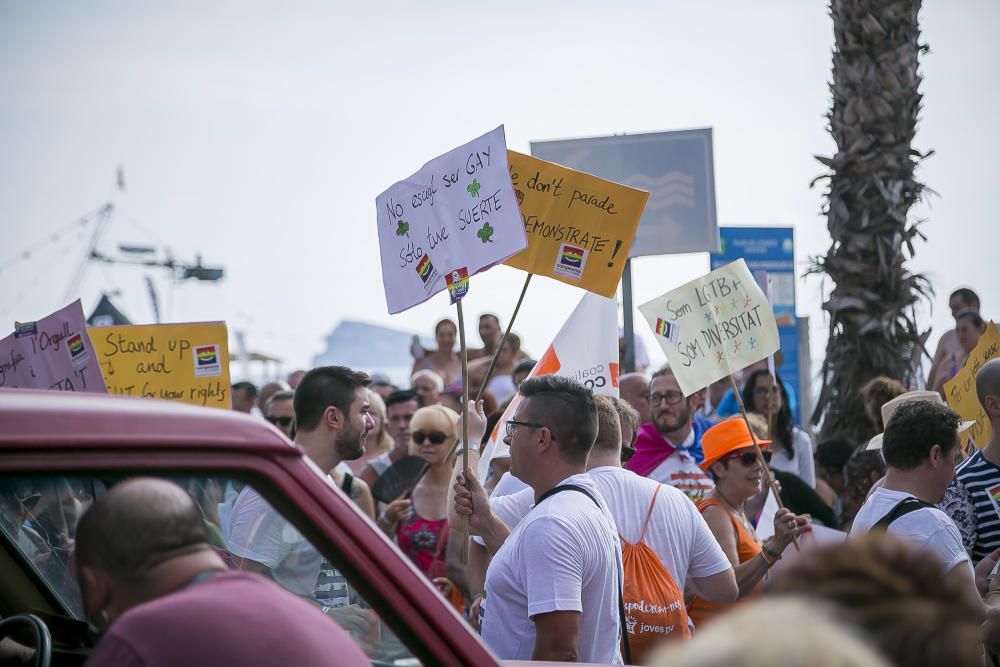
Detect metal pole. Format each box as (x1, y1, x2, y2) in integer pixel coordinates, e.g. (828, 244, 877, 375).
(622, 258, 635, 373)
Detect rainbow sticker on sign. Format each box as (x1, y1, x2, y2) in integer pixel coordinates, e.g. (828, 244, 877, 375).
(655, 318, 680, 344)
(66, 332, 89, 367)
(415, 254, 440, 293)
(194, 344, 221, 377)
(553, 243, 588, 281)
(445, 267, 470, 305)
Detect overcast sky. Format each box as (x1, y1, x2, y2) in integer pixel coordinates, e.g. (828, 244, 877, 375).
(1, 1, 997, 391)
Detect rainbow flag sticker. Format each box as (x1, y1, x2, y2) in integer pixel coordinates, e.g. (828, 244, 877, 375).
(655, 318, 680, 344)
(445, 267, 470, 304)
(553, 243, 588, 280)
(194, 344, 221, 377)
(66, 332, 89, 367)
(415, 255, 434, 284)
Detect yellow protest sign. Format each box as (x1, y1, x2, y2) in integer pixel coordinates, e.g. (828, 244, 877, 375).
(503, 151, 648, 297)
(944, 322, 999, 451)
(638, 259, 780, 396)
(89, 322, 232, 409)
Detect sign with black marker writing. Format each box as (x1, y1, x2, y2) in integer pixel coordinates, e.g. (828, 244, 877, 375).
(89, 322, 231, 409)
(0, 300, 107, 393)
(639, 259, 779, 396)
(504, 151, 648, 297)
(376, 126, 527, 314)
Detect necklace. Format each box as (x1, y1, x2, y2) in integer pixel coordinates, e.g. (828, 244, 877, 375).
(713, 487, 759, 541)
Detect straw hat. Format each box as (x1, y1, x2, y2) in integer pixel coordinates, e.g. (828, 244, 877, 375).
(865, 390, 976, 451)
(699, 419, 772, 472)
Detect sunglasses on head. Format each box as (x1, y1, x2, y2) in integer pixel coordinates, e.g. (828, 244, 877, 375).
(266, 416, 293, 427)
(412, 431, 448, 445)
(722, 450, 772, 466)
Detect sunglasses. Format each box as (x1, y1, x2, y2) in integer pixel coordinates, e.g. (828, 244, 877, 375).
(413, 431, 448, 445)
(620, 444, 636, 463)
(266, 416, 293, 427)
(721, 450, 772, 466)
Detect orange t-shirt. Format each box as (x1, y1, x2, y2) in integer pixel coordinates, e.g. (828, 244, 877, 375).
(686, 497, 762, 629)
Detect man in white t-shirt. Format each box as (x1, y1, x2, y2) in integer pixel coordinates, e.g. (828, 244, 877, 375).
(454, 376, 623, 663)
(851, 399, 978, 604)
(226, 365, 376, 635)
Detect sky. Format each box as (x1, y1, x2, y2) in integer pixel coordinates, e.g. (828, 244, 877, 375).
(1, 1, 997, 400)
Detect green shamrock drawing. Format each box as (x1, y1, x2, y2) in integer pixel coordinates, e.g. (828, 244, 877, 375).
(395, 220, 409, 237)
(467, 178, 481, 198)
(477, 222, 494, 243)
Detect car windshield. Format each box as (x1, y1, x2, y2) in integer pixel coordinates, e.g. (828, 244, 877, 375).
(0, 474, 424, 667)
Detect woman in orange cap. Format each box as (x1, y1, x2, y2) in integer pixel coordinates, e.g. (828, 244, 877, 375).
(687, 417, 810, 628)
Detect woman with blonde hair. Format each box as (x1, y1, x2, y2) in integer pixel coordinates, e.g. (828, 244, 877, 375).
(377, 405, 459, 577)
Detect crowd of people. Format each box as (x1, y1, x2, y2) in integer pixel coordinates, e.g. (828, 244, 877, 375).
(6, 288, 1000, 666)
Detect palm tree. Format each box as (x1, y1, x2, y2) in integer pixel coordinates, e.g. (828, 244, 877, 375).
(810, 0, 933, 442)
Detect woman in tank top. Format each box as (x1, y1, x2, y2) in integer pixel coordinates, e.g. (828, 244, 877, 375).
(688, 418, 809, 628)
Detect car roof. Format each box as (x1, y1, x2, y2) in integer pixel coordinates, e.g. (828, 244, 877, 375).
(0, 388, 295, 453)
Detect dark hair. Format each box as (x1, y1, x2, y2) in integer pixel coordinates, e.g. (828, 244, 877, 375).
(815, 436, 856, 473)
(76, 479, 209, 583)
(385, 388, 421, 410)
(481, 410, 504, 447)
(435, 318, 456, 334)
(513, 359, 535, 377)
(479, 313, 500, 326)
(950, 288, 980, 307)
(293, 366, 371, 432)
(518, 376, 597, 464)
(742, 369, 794, 458)
(881, 400, 960, 471)
(768, 534, 982, 667)
(650, 364, 674, 382)
(232, 381, 258, 399)
(956, 309, 985, 329)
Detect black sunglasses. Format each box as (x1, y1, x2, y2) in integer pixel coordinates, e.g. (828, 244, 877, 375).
(266, 416, 293, 427)
(413, 431, 448, 445)
(721, 450, 772, 466)
(620, 444, 636, 463)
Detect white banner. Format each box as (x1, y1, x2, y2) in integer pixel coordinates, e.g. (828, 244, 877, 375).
(639, 259, 779, 396)
(376, 126, 527, 314)
(477, 292, 620, 480)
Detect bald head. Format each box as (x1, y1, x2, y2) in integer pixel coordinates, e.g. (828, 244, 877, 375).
(978, 359, 1000, 416)
(76, 478, 210, 583)
(618, 372, 651, 424)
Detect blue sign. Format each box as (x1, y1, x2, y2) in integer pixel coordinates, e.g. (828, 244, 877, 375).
(531, 128, 718, 257)
(711, 227, 800, 423)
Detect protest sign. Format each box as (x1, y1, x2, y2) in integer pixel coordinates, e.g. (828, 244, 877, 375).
(503, 151, 648, 297)
(90, 322, 232, 409)
(0, 300, 107, 393)
(376, 126, 527, 314)
(638, 259, 780, 396)
(477, 292, 619, 480)
(944, 322, 999, 451)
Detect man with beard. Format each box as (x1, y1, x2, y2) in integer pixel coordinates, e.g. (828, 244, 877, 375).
(227, 366, 376, 636)
(624, 366, 714, 501)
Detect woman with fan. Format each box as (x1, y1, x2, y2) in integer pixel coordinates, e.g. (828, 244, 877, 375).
(377, 405, 459, 577)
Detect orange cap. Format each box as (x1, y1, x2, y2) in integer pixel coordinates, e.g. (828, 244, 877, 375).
(699, 419, 771, 471)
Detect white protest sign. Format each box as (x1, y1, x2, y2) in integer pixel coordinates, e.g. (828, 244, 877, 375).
(477, 292, 619, 480)
(639, 259, 779, 396)
(0, 300, 108, 393)
(376, 126, 528, 314)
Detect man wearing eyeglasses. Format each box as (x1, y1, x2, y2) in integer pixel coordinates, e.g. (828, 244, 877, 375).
(624, 366, 715, 501)
(454, 376, 623, 663)
(264, 390, 296, 439)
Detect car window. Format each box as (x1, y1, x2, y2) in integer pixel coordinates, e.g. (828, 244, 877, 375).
(0, 474, 424, 667)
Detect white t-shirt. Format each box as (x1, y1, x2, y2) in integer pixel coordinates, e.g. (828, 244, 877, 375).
(647, 443, 714, 502)
(485, 467, 730, 588)
(851, 486, 973, 576)
(769, 427, 816, 488)
(225, 486, 322, 597)
(481, 473, 623, 664)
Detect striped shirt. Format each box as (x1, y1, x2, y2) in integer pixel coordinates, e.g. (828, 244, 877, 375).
(939, 450, 1000, 563)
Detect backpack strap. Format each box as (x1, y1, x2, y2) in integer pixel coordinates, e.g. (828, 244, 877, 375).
(538, 484, 632, 665)
(637, 485, 663, 544)
(873, 497, 934, 531)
